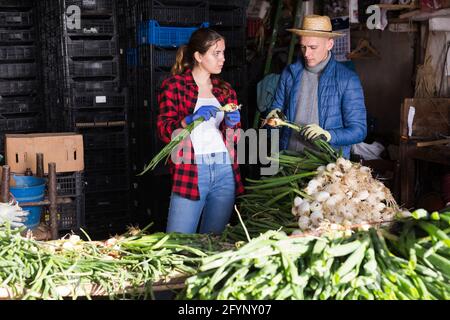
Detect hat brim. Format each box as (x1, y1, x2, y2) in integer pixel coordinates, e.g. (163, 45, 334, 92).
(287, 29, 345, 38)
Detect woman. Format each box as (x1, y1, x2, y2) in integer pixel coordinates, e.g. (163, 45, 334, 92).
(157, 28, 244, 234)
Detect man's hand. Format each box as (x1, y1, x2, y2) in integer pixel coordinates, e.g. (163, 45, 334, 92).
(266, 108, 286, 120)
(301, 124, 331, 142)
(185, 105, 219, 124)
(0, 202, 29, 228)
(224, 110, 240, 127)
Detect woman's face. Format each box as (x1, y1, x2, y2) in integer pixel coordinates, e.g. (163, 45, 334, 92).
(195, 39, 226, 74)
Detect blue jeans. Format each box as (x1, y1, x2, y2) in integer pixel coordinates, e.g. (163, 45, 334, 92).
(166, 152, 235, 234)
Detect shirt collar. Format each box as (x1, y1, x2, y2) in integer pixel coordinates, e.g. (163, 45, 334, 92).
(184, 69, 222, 95)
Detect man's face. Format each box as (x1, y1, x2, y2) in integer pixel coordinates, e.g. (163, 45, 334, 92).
(300, 36, 334, 67)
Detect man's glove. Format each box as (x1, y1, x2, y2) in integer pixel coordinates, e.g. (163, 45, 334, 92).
(224, 110, 240, 127)
(301, 124, 331, 142)
(185, 105, 219, 124)
(266, 108, 286, 120)
(0, 201, 29, 228)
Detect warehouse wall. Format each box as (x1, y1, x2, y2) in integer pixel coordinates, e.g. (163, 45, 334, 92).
(351, 29, 416, 143)
(426, 31, 450, 97)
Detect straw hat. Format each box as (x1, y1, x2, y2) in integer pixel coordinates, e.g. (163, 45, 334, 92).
(287, 15, 344, 38)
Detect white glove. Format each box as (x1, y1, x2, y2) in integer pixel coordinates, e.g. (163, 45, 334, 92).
(301, 124, 331, 142)
(0, 200, 29, 228)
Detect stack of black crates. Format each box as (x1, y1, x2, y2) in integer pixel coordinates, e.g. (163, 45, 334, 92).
(38, 0, 132, 237)
(117, 0, 248, 231)
(209, 0, 248, 127)
(0, 0, 43, 155)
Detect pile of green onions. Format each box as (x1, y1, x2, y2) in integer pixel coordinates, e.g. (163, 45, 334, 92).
(222, 138, 341, 242)
(0, 226, 226, 300)
(180, 210, 450, 300)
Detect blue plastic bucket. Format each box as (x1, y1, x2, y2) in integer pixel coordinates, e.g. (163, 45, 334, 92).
(10, 176, 46, 230)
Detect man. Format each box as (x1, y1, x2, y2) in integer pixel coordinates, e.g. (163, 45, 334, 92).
(267, 15, 367, 158)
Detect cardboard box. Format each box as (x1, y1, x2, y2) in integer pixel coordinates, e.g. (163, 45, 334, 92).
(5, 133, 84, 174)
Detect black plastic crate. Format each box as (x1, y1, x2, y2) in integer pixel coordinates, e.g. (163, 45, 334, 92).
(0, 116, 43, 131)
(0, 63, 36, 78)
(225, 48, 246, 67)
(0, 96, 40, 114)
(44, 196, 85, 231)
(0, 0, 33, 8)
(85, 172, 129, 193)
(54, 171, 85, 197)
(69, 60, 118, 77)
(219, 29, 246, 48)
(0, 45, 35, 61)
(153, 70, 170, 88)
(84, 214, 130, 233)
(67, 39, 117, 57)
(66, 17, 115, 35)
(0, 28, 34, 43)
(0, 80, 36, 95)
(85, 191, 130, 215)
(70, 79, 120, 93)
(58, 196, 85, 230)
(65, 0, 114, 13)
(152, 4, 208, 26)
(0, 11, 33, 27)
(221, 66, 247, 89)
(73, 109, 127, 126)
(82, 129, 128, 149)
(209, 0, 248, 7)
(72, 93, 126, 108)
(210, 8, 246, 27)
(84, 147, 128, 171)
(153, 47, 176, 68)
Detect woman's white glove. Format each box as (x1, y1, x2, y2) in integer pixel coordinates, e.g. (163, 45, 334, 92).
(0, 201, 29, 228)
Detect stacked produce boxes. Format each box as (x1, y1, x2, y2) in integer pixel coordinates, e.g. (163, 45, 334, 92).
(0, 0, 43, 155)
(117, 0, 210, 230)
(37, 0, 132, 237)
(209, 0, 248, 127)
(117, 1, 249, 230)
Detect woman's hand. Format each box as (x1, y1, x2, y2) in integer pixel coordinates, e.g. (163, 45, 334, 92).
(224, 110, 240, 127)
(185, 105, 219, 124)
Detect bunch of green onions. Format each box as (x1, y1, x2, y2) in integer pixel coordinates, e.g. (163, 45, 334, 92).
(0, 225, 225, 300)
(138, 118, 204, 176)
(139, 104, 242, 176)
(222, 122, 342, 243)
(180, 210, 450, 300)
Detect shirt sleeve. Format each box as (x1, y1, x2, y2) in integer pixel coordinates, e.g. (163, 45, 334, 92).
(328, 73, 367, 146)
(270, 68, 289, 114)
(157, 79, 183, 144)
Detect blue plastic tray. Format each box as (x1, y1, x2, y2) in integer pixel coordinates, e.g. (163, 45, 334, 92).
(138, 20, 209, 47)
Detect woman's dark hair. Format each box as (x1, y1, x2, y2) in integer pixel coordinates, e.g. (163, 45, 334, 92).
(171, 28, 230, 96)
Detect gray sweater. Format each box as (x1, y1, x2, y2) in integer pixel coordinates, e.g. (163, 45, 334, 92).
(288, 52, 331, 152)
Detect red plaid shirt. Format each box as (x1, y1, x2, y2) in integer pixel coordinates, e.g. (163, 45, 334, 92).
(157, 69, 245, 200)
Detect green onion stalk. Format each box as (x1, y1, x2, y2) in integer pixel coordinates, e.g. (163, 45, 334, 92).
(181, 210, 450, 300)
(138, 118, 204, 176)
(138, 104, 242, 176)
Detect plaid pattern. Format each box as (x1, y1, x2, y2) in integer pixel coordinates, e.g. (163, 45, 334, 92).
(157, 69, 244, 200)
